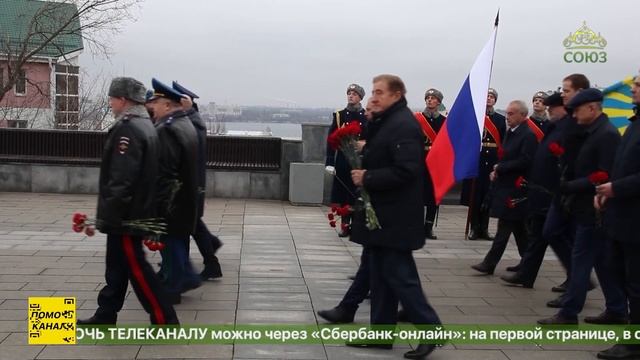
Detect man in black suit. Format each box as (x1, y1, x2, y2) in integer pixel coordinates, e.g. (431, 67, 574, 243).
(349, 74, 440, 359)
(538, 88, 627, 325)
(595, 76, 640, 360)
(471, 100, 537, 275)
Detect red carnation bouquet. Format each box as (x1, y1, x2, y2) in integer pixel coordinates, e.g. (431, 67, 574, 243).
(327, 122, 381, 230)
(71, 213, 168, 251)
(328, 204, 353, 233)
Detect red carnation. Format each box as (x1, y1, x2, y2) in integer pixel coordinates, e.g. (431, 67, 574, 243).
(84, 226, 95, 237)
(329, 220, 337, 228)
(72, 224, 84, 233)
(341, 223, 349, 232)
(328, 213, 335, 221)
(328, 132, 341, 150)
(588, 171, 609, 185)
(515, 176, 526, 189)
(330, 205, 339, 213)
(156, 242, 166, 251)
(343, 121, 362, 136)
(548, 142, 565, 157)
(72, 212, 87, 225)
(505, 196, 516, 209)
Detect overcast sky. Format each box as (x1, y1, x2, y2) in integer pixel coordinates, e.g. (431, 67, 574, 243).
(81, 0, 640, 110)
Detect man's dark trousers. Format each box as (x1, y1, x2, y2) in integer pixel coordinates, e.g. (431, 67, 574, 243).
(338, 247, 370, 312)
(97, 234, 178, 324)
(369, 247, 440, 325)
(192, 218, 222, 265)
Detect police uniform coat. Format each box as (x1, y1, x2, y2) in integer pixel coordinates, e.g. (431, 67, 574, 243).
(97, 105, 159, 235)
(358, 97, 426, 251)
(325, 107, 367, 205)
(185, 108, 207, 218)
(490, 124, 537, 220)
(604, 114, 640, 240)
(561, 113, 621, 225)
(155, 110, 199, 236)
(461, 111, 506, 206)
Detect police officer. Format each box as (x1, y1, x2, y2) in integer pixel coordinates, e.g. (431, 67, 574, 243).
(415, 88, 446, 240)
(471, 100, 537, 275)
(325, 84, 368, 237)
(173, 81, 224, 281)
(500, 93, 573, 288)
(462, 88, 506, 240)
(146, 78, 201, 304)
(78, 77, 178, 325)
(529, 91, 549, 136)
(595, 75, 640, 359)
(538, 88, 627, 325)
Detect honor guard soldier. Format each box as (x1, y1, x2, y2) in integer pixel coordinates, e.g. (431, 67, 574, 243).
(526, 91, 549, 142)
(172, 81, 224, 280)
(146, 78, 202, 304)
(414, 88, 446, 239)
(325, 83, 368, 237)
(78, 77, 179, 325)
(461, 88, 506, 240)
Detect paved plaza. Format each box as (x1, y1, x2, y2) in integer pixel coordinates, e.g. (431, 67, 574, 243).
(0, 192, 610, 359)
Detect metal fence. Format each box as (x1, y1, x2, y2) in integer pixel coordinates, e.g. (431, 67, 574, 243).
(0, 128, 282, 171)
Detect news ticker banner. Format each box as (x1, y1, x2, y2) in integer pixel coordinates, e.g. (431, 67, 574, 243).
(26, 297, 640, 346)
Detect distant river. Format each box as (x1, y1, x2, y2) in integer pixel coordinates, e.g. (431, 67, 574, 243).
(206, 121, 303, 139)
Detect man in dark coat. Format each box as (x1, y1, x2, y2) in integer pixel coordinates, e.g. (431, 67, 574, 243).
(146, 78, 201, 304)
(538, 88, 627, 325)
(173, 82, 223, 281)
(325, 83, 368, 237)
(471, 100, 537, 275)
(595, 75, 640, 360)
(78, 77, 178, 325)
(461, 88, 506, 240)
(349, 74, 440, 359)
(414, 88, 446, 240)
(500, 93, 573, 288)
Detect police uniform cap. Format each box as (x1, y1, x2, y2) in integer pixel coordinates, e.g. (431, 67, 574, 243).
(533, 91, 549, 101)
(147, 78, 184, 103)
(488, 88, 498, 100)
(347, 84, 365, 99)
(543, 92, 563, 108)
(172, 81, 199, 99)
(566, 88, 603, 109)
(108, 77, 147, 104)
(424, 88, 443, 102)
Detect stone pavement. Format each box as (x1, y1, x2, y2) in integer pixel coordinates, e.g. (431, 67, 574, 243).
(0, 192, 610, 360)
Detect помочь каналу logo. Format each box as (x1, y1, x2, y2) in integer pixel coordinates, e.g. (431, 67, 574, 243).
(563, 21, 607, 64)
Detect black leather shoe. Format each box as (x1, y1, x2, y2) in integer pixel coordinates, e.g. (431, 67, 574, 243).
(551, 280, 568, 293)
(317, 306, 355, 324)
(584, 311, 628, 325)
(77, 314, 116, 325)
(200, 259, 223, 280)
(506, 264, 521, 272)
(404, 344, 437, 359)
(546, 295, 564, 308)
(537, 314, 578, 325)
(597, 344, 640, 359)
(480, 231, 494, 241)
(500, 273, 533, 288)
(346, 342, 392, 349)
(467, 230, 480, 240)
(338, 228, 351, 238)
(471, 262, 494, 275)
(167, 292, 181, 305)
(425, 226, 438, 240)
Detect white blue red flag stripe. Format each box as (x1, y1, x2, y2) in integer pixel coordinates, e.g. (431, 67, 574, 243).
(426, 16, 499, 205)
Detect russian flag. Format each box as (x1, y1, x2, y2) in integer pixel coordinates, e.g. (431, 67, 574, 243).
(426, 15, 499, 205)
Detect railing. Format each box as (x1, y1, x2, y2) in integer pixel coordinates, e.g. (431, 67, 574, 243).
(0, 128, 282, 171)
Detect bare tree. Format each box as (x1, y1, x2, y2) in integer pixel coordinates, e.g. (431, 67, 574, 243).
(0, 0, 141, 103)
(77, 69, 113, 130)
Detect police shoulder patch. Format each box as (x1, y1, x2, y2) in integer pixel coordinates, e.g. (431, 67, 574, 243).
(118, 136, 130, 155)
